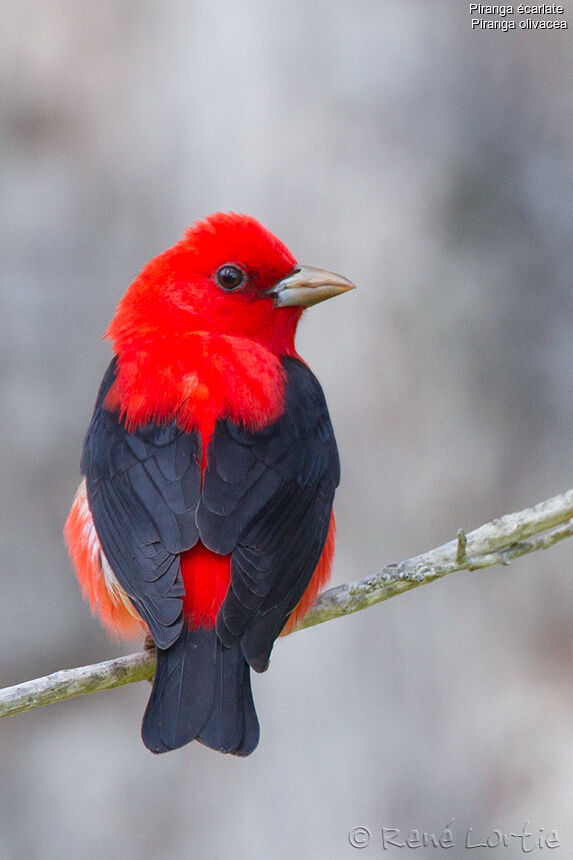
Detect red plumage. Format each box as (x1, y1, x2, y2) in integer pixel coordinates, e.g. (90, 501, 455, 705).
(65, 212, 354, 754)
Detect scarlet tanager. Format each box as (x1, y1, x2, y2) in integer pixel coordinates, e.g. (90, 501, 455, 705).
(65, 212, 354, 755)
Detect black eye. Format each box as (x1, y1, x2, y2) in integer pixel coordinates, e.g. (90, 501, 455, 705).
(215, 264, 246, 291)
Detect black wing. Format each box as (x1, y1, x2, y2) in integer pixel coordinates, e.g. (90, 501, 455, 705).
(82, 358, 201, 649)
(197, 356, 340, 672)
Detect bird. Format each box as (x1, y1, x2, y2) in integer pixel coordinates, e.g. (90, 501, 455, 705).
(64, 211, 354, 755)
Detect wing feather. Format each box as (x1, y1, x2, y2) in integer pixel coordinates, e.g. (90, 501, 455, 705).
(198, 356, 339, 670)
(82, 358, 201, 648)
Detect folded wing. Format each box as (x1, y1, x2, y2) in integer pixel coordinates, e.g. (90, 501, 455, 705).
(198, 356, 340, 671)
(82, 358, 201, 648)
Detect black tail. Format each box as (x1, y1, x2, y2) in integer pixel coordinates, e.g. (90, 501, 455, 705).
(141, 626, 260, 755)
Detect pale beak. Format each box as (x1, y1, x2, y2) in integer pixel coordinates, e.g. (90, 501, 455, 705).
(268, 265, 356, 308)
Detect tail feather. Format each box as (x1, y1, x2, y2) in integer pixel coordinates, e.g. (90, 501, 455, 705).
(197, 647, 259, 755)
(234, 667, 260, 756)
(141, 626, 260, 755)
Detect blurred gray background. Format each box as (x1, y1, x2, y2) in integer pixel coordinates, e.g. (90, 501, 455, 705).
(2, 1, 573, 858)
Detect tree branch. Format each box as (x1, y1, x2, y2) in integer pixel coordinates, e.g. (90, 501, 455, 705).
(2, 489, 573, 719)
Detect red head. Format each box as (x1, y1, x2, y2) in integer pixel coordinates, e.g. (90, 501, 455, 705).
(106, 212, 354, 359)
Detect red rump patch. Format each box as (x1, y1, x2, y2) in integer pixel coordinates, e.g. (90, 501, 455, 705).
(181, 542, 231, 628)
